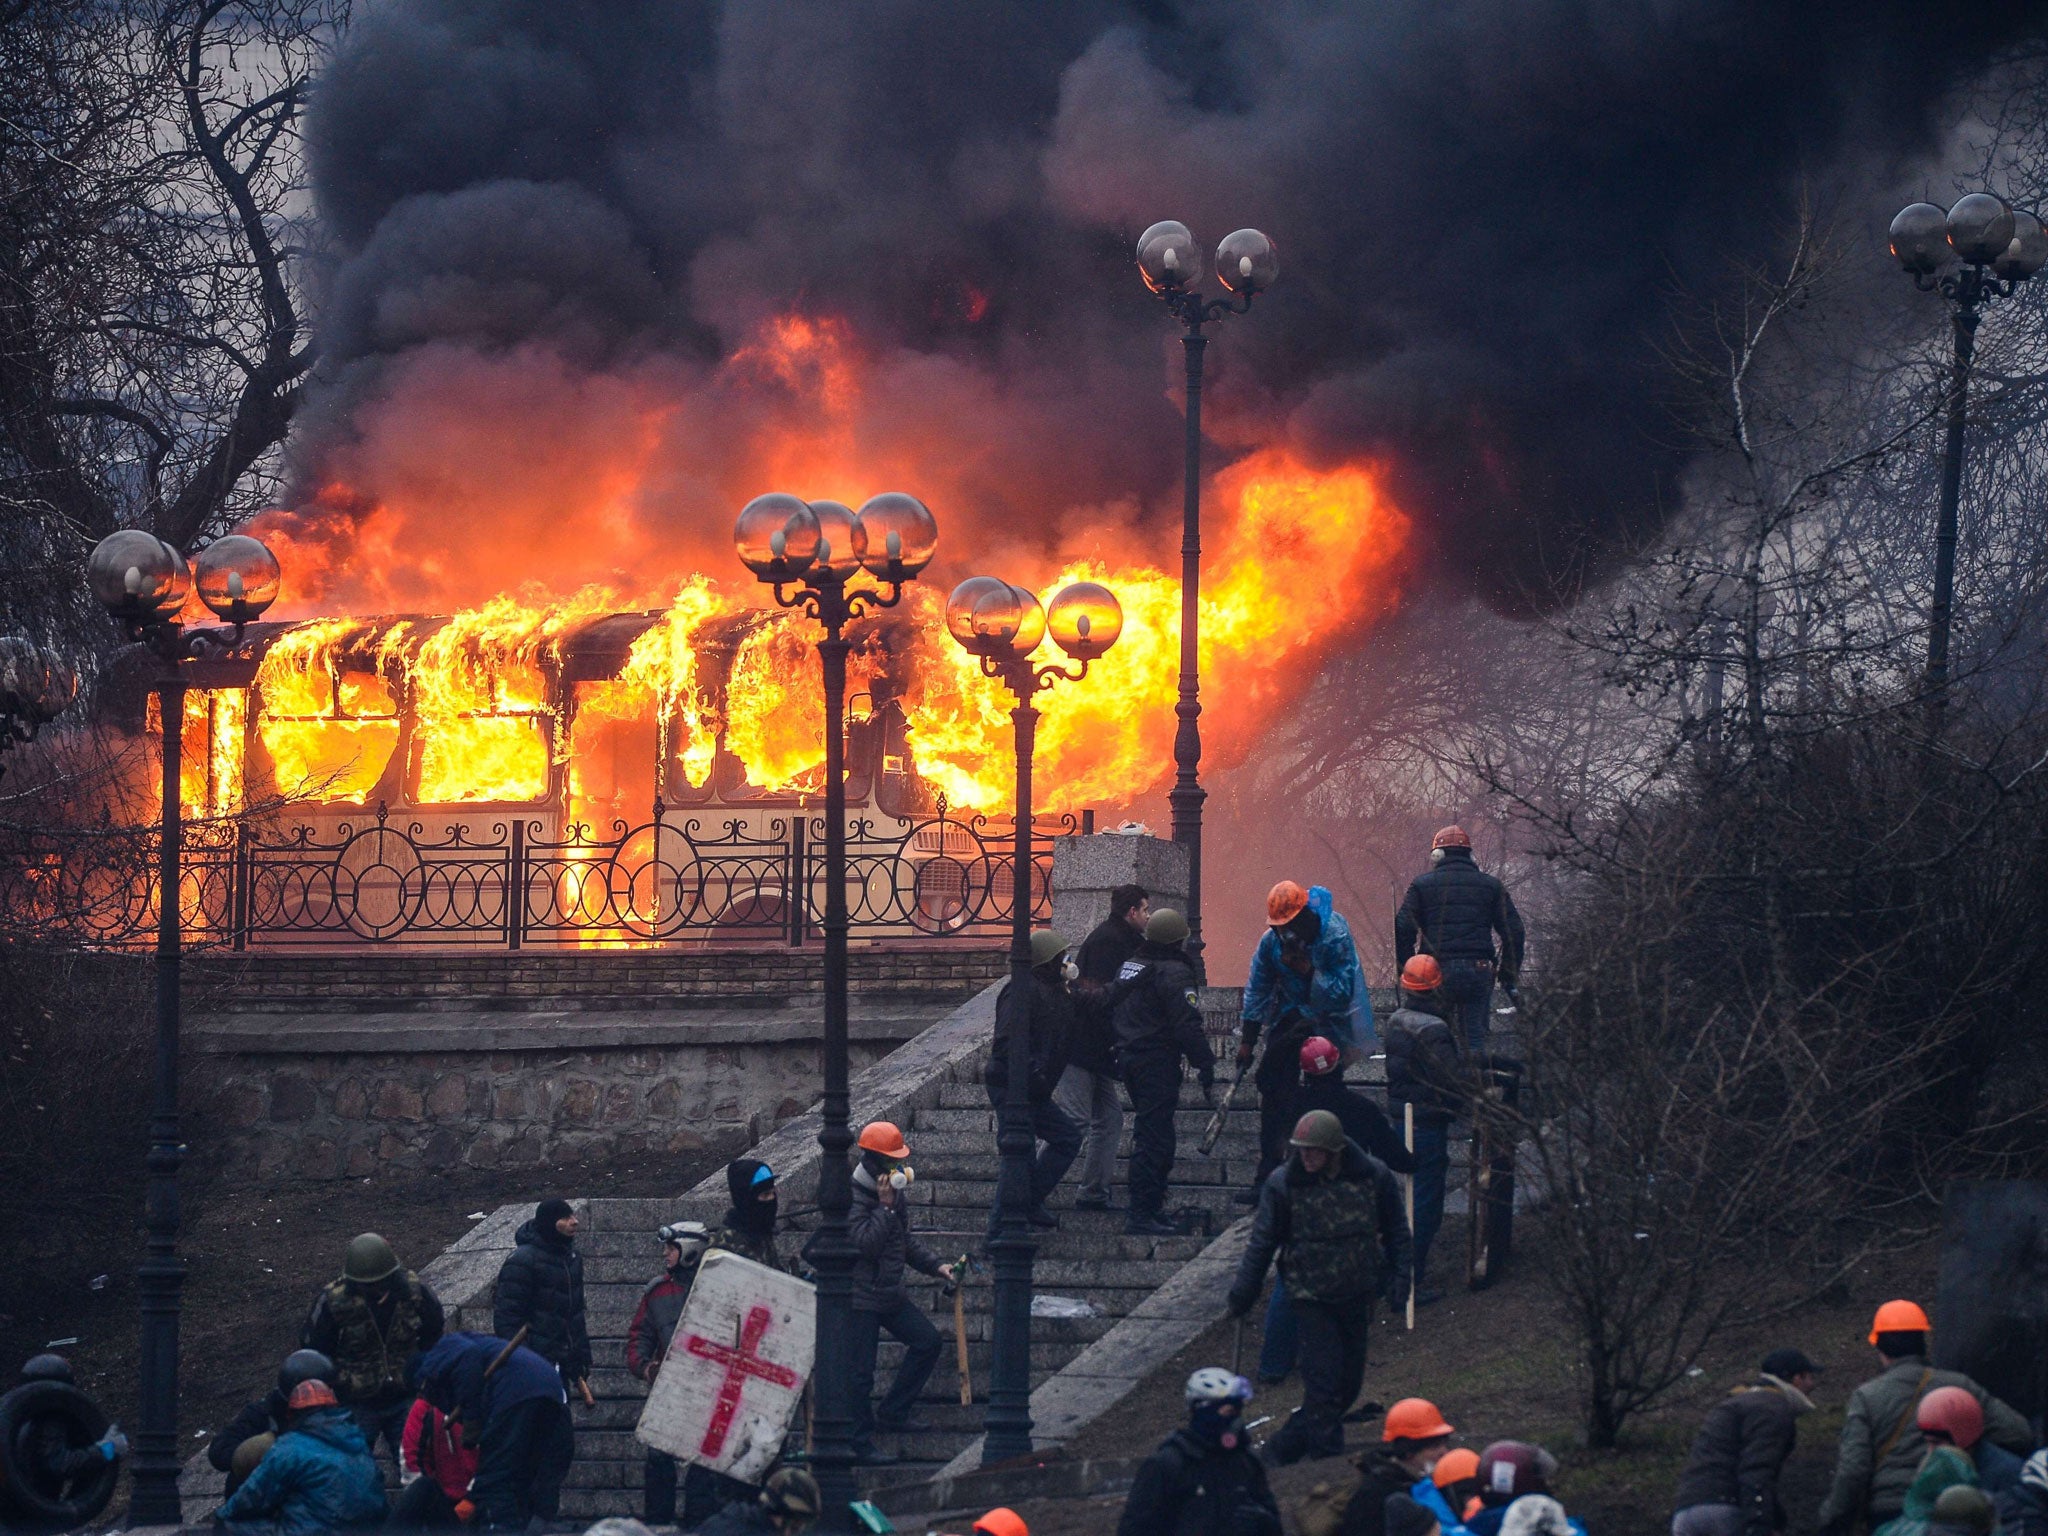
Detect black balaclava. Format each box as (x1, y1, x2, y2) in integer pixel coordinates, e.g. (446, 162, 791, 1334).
(535, 1197, 574, 1243)
(727, 1158, 777, 1236)
(1285, 907, 1322, 945)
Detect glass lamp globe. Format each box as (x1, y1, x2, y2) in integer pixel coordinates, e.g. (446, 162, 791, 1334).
(86, 529, 186, 622)
(1000, 584, 1046, 657)
(946, 576, 1014, 656)
(733, 493, 822, 582)
(1136, 220, 1197, 294)
(1947, 194, 2016, 266)
(1889, 203, 1950, 275)
(807, 500, 867, 581)
(853, 492, 938, 581)
(194, 534, 282, 624)
(1994, 208, 2048, 280)
(1216, 229, 1279, 295)
(1047, 581, 1124, 660)
(965, 583, 1045, 659)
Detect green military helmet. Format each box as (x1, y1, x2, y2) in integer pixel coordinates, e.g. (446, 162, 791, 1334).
(1145, 908, 1190, 944)
(343, 1232, 401, 1284)
(1288, 1109, 1347, 1154)
(230, 1431, 276, 1481)
(1029, 929, 1070, 967)
(762, 1465, 821, 1518)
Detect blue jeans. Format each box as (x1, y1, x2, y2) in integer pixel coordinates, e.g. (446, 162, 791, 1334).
(1439, 958, 1496, 1055)
(1411, 1120, 1449, 1288)
(1259, 1278, 1298, 1380)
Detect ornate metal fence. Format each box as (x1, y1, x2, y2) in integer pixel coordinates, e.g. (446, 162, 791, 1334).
(0, 802, 1065, 950)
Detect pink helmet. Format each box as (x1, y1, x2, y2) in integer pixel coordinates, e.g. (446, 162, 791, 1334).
(1299, 1036, 1341, 1076)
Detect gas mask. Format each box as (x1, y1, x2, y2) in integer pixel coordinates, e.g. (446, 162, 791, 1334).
(1062, 958, 1079, 983)
(885, 1160, 915, 1191)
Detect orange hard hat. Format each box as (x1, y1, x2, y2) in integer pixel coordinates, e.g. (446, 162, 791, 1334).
(857, 1121, 910, 1159)
(1401, 954, 1444, 991)
(1267, 880, 1309, 926)
(1432, 825, 1472, 850)
(1433, 1447, 1481, 1488)
(1916, 1386, 1985, 1449)
(1869, 1298, 1931, 1345)
(1384, 1396, 1456, 1443)
(973, 1509, 1028, 1536)
(287, 1379, 337, 1411)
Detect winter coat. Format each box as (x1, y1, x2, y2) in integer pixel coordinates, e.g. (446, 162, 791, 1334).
(1672, 1373, 1815, 1531)
(417, 1332, 566, 1430)
(212, 1405, 386, 1535)
(1292, 1076, 1415, 1174)
(1117, 1428, 1282, 1536)
(1383, 1004, 1467, 1125)
(986, 966, 1076, 1101)
(493, 1220, 592, 1383)
(208, 1389, 289, 1495)
(1229, 1140, 1412, 1311)
(625, 1262, 700, 1382)
(712, 1216, 790, 1274)
(300, 1270, 444, 1409)
(1395, 847, 1525, 980)
(1873, 1445, 1980, 1536)
(400, 1398, 478, 1504)
(1242, 886, 1367, 1048)
(1975, 1438, 2028, 1498)
(1996, 1451, 2048, 1536)
(1338, 1448, 1424, 1536)
(1070, 914, 1143, 1074)
(847, 1164, 945, 1312)
(1113, 941, 1216, 1075)
(1411, 1478, 1474, 1536)
(1816, 1357, 2032, 1526)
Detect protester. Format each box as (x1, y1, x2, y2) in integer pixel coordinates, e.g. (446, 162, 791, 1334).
(693, 1467, 822, 1535)
(1118, 1368, 1281, 1536)
(1227, 1110, 1411, 1465)
(1383, 955, 1467, 1305)
(985, 929, 1085, 1233)
(973, 1511, 1030, 1536)
(388, 1392, 477, 1529)
(5, 1354, 127, 1518)
(494, 1197, 593, 1402)
(626, 1220, 715, 1526)
(1394, 827, 1525, 1054)
(714, 1157, 793, 1270)
(1257, 1036, 1415, 1383)
(847, 1119, 957, 1464)
(212, 1379, 386, 1536)
(1916, 1386, 2028, 1499)
(1816, 1300, 2032, 1533)
(1341, 1399, 1458, 1536)
(1873, 1444, 1982, 1536)
(1239, 882, 1370, 1203)
(417, 1330, 574, 1532)
(1464, 1443, 1586, 1536)
(1422, 1446, 1483, 1530)
(1996, 1450, 2048, 1535)
(209, 1350, 336, 1498)
(1926, 1486, 1998, 1536)
(300, 1232, 445, 1469)
(1061, 883, 1149, 1211)
(1670, 1347, 1820, 1536)
(1113, 907, 1216, 1236)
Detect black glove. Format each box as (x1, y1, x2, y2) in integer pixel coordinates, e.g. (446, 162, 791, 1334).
(1235, 1041, 1255, 1068)
(1227, 1287, 1255, 1317)
(1198, 1065, 1215, 1091)
(1383, 1274, 1410, 1310)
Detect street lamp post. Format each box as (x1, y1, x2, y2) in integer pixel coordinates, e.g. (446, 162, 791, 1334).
(733, 492, 937, 1529)
(84, 528, 281, 1525)
(1888, 194, 2046, 726)
(945, 576, 1123, 1464)
(1138, 221, 1277, 976)
(0, 635, 77, 775)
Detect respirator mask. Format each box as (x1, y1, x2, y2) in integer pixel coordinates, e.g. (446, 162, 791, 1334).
(886, 1160, 915, 1191)
(1062, 958, 1079, 983)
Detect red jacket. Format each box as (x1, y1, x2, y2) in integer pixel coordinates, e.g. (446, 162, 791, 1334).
(626, 1273, 692, 1382)
(401, 1397, 478, 1501)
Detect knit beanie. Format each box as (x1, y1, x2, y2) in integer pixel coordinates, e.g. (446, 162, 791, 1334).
(1384, 1494, 1442, 1536)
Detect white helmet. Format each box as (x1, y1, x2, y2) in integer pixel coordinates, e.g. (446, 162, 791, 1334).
(1185, 1367, 1253, 1407)
(658, 1221, 710, 1264)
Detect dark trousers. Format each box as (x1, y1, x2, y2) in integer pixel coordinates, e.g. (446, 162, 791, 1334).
(1253, 1048, 1301, 1188)
(389, 1476, 462, 1529)
(1268, 1295, 1371, 1465)
(347, 1399, 411, 1471)
(847, 1296, 943, 1445)
(1122, 1052, 1183, 1220)
(1411, 1119, 1450, 1286)
(647, 1452, 737, 1528)
(1439, 958, 1496, 1055)
(984, 1087, 1084, 1234)
(472, 1397, 574, 1531)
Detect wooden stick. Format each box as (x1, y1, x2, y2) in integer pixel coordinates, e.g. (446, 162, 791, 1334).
(484, 1325, 529, 1378)
(954, 1276, 973, 1405)
(1405, 1102, 1417, 1332)
(577, 1377, 596, 1408)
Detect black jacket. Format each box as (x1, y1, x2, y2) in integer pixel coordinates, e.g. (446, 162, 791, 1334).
(986, 966, 1075, 1101)
(1230, 1140, 1412, 1311)
(1070, 914, 1142, 1074)
(208, 1390, 288, 1494)
(1079, 912, 1143, 984)
(847, 1165, 946, 1312)
(1673, 1374, 1813, 1532)
(1395, 847, 1525, 979)
(1112, 941, 1216, 1076)
(1339, 1448, 1423, 1536)
(492, 1221, 592, 1383)
(1383, 1005, 1466, 1125)
(1292, 1077, 1415, 1174)
(1117, 1429, 1282, 1536)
